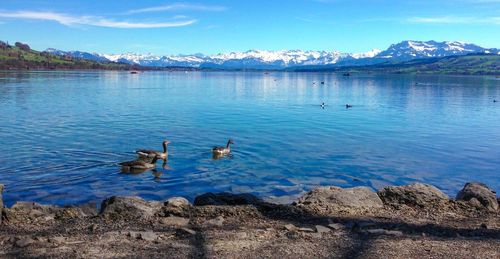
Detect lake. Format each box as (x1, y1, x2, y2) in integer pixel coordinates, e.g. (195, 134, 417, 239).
(0, 71, 499, 206)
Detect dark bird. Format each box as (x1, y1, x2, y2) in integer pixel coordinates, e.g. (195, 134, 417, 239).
(120, 154, 159, 173)
(213, 139, 234, 156)
(346, 104, 353, 108)
(136, 140, 170, 160)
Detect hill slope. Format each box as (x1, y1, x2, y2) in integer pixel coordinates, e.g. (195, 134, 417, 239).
(0, 41, 141, 70)
(292, 54, 500, 75)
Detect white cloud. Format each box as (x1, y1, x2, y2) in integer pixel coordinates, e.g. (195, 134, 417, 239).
(0, 11, 196, 28)
(127, 3, 227, 14)
(407, 16, 500, 25)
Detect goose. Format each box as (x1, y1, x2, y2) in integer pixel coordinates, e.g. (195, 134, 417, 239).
(136, 140, 170, 160)
(212, 139, 234, 156)
(120, 154, 159, 173)
(346, 104, 353, 108)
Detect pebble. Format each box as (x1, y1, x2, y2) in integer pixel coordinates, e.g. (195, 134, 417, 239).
(49, 236, 66, 244)
(365, 229, 403, 236)
(284, 224, 297, 231)
(298, 227, 315, 232)
(315, 225, 331, 234)
(328, 223, 344, 230)
(161, 216, 190, 227)
(15, 237, 34, 248)
(139, 231, 157, 241)
(204, 216, 224, 227)
(177, 228, 196, 235)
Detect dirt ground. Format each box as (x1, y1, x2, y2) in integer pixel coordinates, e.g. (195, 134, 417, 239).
(0, 194, 499, 259)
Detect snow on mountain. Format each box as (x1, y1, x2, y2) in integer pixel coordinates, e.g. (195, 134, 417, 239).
(375, 40, 486, 60)
(45, 48, 110, 63)
(351, 49, 382, 59)
(45, 40, 496, 69)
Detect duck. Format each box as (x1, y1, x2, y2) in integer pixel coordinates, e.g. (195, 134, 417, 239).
(494, 99, 498, 103)
(321, 81, 325, 85)
(212, 139, 234, 156)
(120, 154, 159, 173)
(136, 140, 170, 160)
(345, 104, 353, 108)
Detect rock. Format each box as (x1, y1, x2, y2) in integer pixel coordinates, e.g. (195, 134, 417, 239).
(89, 224, 98, 232)
(15, 237, 34, 248)
(327, 223, 344, 230)
(49, 236, 66, 244)
(128, 231, 140, 239)
(160, 216, 190, 227)
(295, 186, 383, 210)
(378, 183, 448, 208)
(6, 202, 60, 222)
(177, 228, 196, 236)
(315, 225, 331, 234)
(456, 182, 498, 212)
(204, 216, 224, 227)
(298, 227, 315, 232)
(0, 184, 3, 224)
(284, 224, 297, 231)
(468, 198, 483, 208)
(364, 229, 403, 236)
(194, 192, 261, 206)
(138, 231, 157, 241)
(100, 196, 160, 220)
(235, 232, 248, 239)
(162, 197, 191, 216)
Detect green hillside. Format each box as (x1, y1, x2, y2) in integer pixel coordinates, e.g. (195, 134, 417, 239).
(0, 41, 141, 70)
(293, 54, 500, 75)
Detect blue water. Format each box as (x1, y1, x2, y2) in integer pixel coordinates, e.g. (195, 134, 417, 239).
(0, 71, 499, 206)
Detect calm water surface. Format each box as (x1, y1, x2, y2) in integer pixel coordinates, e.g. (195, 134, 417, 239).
(0, 71, 499, 206)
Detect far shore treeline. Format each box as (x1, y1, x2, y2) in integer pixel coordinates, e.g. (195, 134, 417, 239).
(1, 40, 499, 75)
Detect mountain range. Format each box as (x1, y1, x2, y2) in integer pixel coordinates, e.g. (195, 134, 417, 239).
(45, 40, 499, 70)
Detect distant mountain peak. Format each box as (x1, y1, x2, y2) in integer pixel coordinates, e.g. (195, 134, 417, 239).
(45, 40, 497, 69)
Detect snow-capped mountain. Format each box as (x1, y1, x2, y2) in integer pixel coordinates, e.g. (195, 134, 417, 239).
(376, 40, 488, 61)
(45, 41, 497, 69)
(45, 48, 110, 63)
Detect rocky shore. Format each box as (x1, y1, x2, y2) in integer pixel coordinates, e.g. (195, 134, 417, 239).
(0, 182, 499, 258)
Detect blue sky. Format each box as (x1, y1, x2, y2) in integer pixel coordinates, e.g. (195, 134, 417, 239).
(0, 0, 499, 55)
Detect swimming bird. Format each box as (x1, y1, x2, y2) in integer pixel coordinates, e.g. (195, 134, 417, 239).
(494, 99, 498, 103)
(136, 140, 170, 160)
(321, 81, 325, 85)
(321, 102, 325, 108)
(346, 104, 353, 108)
(120, 154, 159, 173)
(212, 139, 234, 156)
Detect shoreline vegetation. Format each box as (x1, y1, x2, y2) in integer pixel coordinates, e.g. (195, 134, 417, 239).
(0, 181, 498, 258)
(1, 41, 499, 75)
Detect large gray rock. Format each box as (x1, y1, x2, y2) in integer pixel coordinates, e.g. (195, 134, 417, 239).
(100, 196, 160, 220)
(194, 192, 261, 206)
(294, 186, 384, 210)
(378, 183, 448, 208)
(4, 201, 60, 223)
(160, 197, 191, 216)
(456, 182, 498, 212)
(0, 184, 4, 224)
